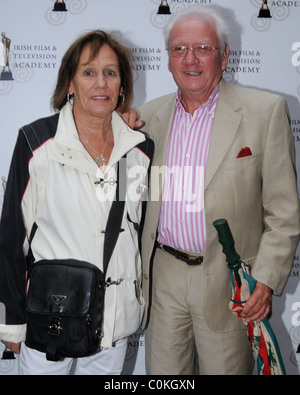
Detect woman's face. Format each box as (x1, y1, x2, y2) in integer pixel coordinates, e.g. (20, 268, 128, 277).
(69, 43, 123, 123)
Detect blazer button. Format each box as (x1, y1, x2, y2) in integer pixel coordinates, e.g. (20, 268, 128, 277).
(151, 233, 155, 240)
(144, 274, 149, 280)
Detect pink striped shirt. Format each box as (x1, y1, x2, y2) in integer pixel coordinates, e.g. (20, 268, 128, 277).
(157, 83, 220, 253)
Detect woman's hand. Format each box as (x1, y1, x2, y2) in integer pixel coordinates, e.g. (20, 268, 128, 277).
(2, 341, 21, 354)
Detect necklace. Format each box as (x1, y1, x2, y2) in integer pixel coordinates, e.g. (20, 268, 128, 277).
(77, 124, 112, 165)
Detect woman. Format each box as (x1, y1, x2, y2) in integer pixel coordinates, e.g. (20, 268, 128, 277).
(0, 30, 153, 374)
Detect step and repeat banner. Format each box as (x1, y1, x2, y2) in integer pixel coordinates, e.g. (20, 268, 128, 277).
(0, 0, 299, 375)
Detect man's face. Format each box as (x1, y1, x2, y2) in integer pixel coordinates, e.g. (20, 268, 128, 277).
(168, 17, 229, 106)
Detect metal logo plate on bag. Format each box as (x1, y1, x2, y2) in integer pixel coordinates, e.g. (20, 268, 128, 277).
(51, 295, 67, 305)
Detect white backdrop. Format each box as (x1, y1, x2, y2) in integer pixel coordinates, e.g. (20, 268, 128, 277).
(0, 0, 299, 375)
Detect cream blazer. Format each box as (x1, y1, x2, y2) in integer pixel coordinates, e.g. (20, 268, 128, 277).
(139, 79, 300, 333)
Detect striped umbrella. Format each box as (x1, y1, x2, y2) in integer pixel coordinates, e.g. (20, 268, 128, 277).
(213, 218, 286, 375)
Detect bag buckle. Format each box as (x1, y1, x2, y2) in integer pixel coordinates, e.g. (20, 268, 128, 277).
(48, 317, 62, 336)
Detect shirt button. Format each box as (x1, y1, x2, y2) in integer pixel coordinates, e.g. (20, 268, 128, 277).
(186, 154, 190, 158)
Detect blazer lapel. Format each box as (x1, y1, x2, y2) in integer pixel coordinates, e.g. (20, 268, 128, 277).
(205, 80, 243, 188)
(146, 95, 176, 228)
(151, 94, 176, 169)
(147, 83, 243, 199)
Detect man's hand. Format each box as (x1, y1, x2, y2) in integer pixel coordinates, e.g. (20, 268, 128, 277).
(241, 281, 272, 323)
(118, 107, 143, 130)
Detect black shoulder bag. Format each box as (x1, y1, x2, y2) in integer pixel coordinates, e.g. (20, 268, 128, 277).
(25, 159, 126, 361)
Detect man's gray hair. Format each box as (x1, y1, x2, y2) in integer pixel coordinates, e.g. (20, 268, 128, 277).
(163, 5, 230, 55)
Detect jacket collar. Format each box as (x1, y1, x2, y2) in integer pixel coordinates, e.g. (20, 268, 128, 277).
(204, 79, 243, 187)
(148, 94, 176, 169)
(53, 102, 145, 171)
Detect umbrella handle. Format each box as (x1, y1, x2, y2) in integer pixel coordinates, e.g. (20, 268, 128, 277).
(213, 218, 242, 271)
(213, 219, 243, 287)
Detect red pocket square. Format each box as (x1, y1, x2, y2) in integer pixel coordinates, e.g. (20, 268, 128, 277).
(237, 146, 252, 158)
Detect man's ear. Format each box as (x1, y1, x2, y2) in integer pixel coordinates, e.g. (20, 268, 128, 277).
(221, 44, 230, 71)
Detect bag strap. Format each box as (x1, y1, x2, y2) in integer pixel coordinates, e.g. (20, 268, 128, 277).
(27, 155, 127, 280)
(103, 155, 126, 275)
(45, 158, 127, 362)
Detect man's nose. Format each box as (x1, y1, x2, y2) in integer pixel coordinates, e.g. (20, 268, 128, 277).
(183, 47, 200, 62)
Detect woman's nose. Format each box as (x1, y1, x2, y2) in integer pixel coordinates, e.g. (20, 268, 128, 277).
(94, 73, 107, 88)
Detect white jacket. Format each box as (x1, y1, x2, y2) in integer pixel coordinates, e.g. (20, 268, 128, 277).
(0, 103, 153, 347)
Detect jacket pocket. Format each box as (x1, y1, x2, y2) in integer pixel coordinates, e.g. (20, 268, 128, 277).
(221, 153, 259, 172)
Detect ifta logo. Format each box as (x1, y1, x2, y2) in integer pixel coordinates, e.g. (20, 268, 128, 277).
(258, 0, 272, 18)
(53, 0, 68, 12)
(0, 32, 13, 81)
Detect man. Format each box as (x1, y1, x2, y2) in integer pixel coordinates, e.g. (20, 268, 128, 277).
(139, 5, 300, 375)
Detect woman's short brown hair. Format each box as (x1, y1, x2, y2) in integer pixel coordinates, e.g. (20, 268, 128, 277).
(51, 30, 134, 113)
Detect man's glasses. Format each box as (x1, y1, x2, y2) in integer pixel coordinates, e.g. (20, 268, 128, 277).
(168, 44, 219, 58)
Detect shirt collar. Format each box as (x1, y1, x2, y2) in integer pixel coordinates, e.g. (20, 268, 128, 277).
(175, 81, 221, 114)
